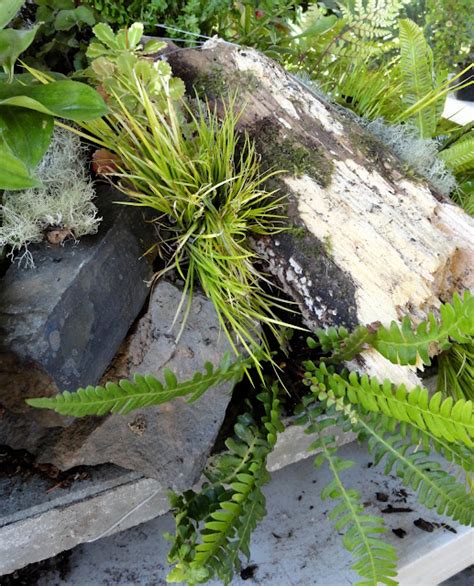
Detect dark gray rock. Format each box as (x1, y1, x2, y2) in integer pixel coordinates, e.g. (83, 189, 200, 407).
(0, 185, 156, 428)
(38, 281, 235, 486)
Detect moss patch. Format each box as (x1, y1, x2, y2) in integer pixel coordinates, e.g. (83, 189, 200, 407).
(193, 64, 259, 98)
(350, 127, 387, 166)
(253, 120, 334, 187)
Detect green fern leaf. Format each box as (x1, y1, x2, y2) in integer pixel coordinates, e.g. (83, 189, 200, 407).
(358, 412, 474, 525)
(439, 135, 474, 174)
(372, 291, 473, 366)
(399, 18, 438, 138)
(167, 384, 283, 586)
(399, 421, 474, 476)
(26, 353, 250, 417)
(306, 362, 474, 446)
(317, 324, 375, 364)
(301, 399, 398, 586)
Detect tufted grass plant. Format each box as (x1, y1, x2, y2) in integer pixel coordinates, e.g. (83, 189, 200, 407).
(69, 75, 292, 366)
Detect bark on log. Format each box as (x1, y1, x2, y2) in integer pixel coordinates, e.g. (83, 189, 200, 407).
(167, 40, 474, 386)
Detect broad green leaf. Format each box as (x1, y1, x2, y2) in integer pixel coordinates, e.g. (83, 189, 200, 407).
(291, 14, 338, 39)
(0, 80, 107, 121)
(92, 23, 117, 49)
(0, 26, 38, 78)
(0, 144, 40, 190)
(54, 6, 96, 31)
(0, 106, 53, 171)
(0, 0, 25, 29)
(122, 22, 143, 48)
(143, 39, 166, 55)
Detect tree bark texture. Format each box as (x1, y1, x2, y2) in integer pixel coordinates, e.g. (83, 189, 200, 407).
(167, 40, 474, 386)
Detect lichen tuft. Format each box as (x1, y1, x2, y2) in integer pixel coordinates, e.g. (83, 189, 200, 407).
(0, 128, 101, 267)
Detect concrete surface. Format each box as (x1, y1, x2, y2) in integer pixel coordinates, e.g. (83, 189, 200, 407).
(0, 420, 355, 575)
(30, 441, 473, 586)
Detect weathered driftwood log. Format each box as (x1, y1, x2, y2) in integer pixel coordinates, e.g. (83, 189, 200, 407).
(167, 40, 474, 386)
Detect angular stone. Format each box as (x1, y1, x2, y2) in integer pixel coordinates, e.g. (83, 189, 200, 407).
(0, 185, 155, 428)
(38, 281, 235, 486)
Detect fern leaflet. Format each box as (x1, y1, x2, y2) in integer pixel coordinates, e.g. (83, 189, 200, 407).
(305, 362, 474, 446)
(26, 353, 250, 417)
(166, 384, 283, 585)
(439, 135, 474, 174)
(399, 18, 439, 138)
(298, 398, 398, 586)
(372, 291, 473, 366)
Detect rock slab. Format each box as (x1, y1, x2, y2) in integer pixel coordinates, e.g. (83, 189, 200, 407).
(38, 281, 235, 485)
(0, 185, 155, 429)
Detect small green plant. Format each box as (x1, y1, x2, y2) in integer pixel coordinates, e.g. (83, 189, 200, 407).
(0, 1, 107, 191)
(166, 383, 283, 585)
(22, 0, 100, 71)
(50, 22, 293, 365)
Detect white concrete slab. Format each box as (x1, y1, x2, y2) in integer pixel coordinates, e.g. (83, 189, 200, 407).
(32, 441, 473, 586)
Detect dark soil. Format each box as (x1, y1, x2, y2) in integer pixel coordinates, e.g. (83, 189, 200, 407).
(375, 491, 389, 502)
(0, 552, 71, 586)
(382, 505, 414, 514)
(414, 518, 457, 534)
(392, 528, 407, 539)
(0, 445, 91, 491)
(240, 564, 258, 581)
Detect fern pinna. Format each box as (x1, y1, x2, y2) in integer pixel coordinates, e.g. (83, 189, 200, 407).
(26, 353, 250, 416)
(298, 364, 474, 584)
(313, 291, 474, 398)
(166, 384, 284, 585)
(296, 396, 399, 586)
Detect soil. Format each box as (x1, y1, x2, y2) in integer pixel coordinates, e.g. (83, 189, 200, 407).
(382, 505, 414, 514)
(0, 445, 91, 492)
(240, 564, 259, 581)
(0, 552, 71, 586)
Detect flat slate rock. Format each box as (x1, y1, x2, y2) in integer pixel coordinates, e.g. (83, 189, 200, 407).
(0, 185, 155, 429)
(38, 281, 236, 485)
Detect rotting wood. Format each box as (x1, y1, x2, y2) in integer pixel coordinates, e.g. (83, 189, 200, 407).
(166, 39, 474, 386)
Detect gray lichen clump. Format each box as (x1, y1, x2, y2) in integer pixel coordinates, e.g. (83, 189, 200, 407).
(363, 118, 457, 196)
(0, 128, 101, 267)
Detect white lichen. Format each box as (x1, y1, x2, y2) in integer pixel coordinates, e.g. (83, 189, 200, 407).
(362, 119, 457, 196)
(0, 128, 101, 267)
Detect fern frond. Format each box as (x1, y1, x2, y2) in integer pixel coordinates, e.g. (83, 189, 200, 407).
(399, 18, 438, 138)
(26, 353, 250, 417)
(167, 384, 283, 586)
(439, 136, 474, 175)
(299, 398, 398, 586)
(315, 326, 376, 364)
(356, 412, 474, 524)
(304, 391, 474, 527)
(397, 421, 474, 482)
(372, 291, 473, 366)
(305, 362, 474, 446)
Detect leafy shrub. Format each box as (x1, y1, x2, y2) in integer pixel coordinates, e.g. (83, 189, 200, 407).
(425, 0, 473, 71)
(23, 0, 100, 71)
(0, 1, 107, 191)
